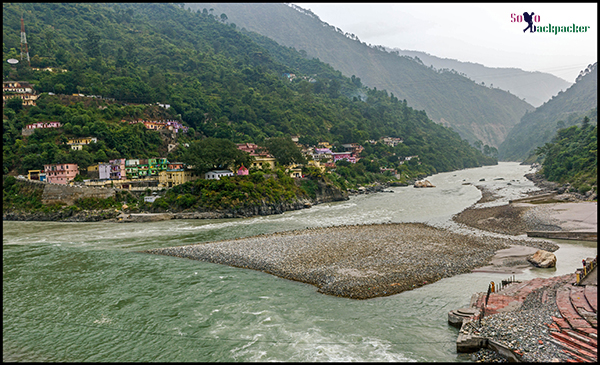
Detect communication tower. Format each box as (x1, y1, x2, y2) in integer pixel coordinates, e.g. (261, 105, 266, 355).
(21, 14, 30, 66)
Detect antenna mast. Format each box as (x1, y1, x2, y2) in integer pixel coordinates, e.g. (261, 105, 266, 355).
(21, 14, 30, 67)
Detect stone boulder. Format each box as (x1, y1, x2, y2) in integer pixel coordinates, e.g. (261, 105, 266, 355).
(527, 250, 557, 268)
(414, 180, 435, 188)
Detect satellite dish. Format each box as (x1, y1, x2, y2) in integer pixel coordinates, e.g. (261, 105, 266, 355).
(7, 58, 19, 65)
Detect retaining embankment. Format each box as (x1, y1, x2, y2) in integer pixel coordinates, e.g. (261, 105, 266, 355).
(41, 181, 116, 205)
(527, 231, 597, 241)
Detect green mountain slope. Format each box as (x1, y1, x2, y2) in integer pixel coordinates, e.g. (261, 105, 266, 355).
(186, 3, 535, 148)
(535, 122, 597, 194)
(390, 49, 572, 107)
(3, 3, 495, 177)
(498, 63, 597, 161)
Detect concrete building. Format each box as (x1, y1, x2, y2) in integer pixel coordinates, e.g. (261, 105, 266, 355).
(44, 163, 79, 184)
(204, 170, 234, 180)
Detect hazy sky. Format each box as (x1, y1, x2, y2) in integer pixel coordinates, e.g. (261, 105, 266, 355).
(294, 3, 597, 82)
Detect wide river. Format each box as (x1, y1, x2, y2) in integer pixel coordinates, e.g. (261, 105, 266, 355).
(3, 162, 596, 362)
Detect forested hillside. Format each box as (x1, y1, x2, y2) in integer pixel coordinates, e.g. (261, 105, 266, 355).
(186, 3, 534, 148)
(534, 121, 597, 194)
(390, 49, 572, 107)
(498, 63, 597, 161)
(3, 2, 495, 179)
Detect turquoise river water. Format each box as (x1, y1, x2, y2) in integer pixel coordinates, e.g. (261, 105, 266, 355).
(3, 162, 597, 361)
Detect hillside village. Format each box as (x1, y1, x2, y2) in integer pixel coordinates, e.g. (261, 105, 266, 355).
(5, 80, 418, 195)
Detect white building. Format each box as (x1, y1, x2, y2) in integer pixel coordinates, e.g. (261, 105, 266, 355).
(204, 170, 234, 180)
(99, 163, 112, 180)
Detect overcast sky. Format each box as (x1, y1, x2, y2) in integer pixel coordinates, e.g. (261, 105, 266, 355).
(294, 3, 597, 82)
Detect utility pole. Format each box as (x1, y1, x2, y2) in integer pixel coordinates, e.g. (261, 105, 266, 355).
(21, 14, 30, 67)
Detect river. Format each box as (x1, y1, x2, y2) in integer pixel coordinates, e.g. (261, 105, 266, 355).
(3, 162, 597, 362)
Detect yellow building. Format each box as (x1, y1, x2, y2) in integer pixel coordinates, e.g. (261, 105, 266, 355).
(317, 141, 332, 149)
(27, 169, 42, 180)
(307, 160, 325, 172)
(288, 167, 302, 178)
(68, 137, 97, 150)
(250, 156, 276, 170)
(158, 169, 201, 188)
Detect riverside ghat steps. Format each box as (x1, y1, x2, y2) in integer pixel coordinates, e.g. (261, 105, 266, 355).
(450, 260, 597, 362)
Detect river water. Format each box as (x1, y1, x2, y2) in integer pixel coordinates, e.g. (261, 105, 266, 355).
(3, 162, 597, 362)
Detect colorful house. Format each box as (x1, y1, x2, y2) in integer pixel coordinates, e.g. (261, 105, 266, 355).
(237, 164, 249, 176)
(27, 169, 46, 182)
(168, 162, 185, 170)
(109, 159, 126, 180)
(67, 137, 97, 150)
(158, 168, 201, 188)
(332, 152, 356, 164)
(236, 143, 276, 170)
(3, 81, 38, 106)
(251, 156, 276, 170)
(125, 159, 140, 179)
(44, 163, 79, 184)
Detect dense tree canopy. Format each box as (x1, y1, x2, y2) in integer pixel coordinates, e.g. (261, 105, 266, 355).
(535, 122, 597, 193)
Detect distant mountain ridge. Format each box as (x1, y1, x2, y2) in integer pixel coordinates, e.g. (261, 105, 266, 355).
(498, 63, 597, 161)
(388, 49, 572, 108)
(186, 3, 534, 148)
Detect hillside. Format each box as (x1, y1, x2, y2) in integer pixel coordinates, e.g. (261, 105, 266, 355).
(389, 49, 572, 107)
(534, 122, 597, 194)
(498, 63, 597, 161)
(186, 3, 535, 148)
(3, 3, 495, 181)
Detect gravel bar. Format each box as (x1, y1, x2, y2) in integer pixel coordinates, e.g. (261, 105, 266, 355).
(145, 222, 555, 299)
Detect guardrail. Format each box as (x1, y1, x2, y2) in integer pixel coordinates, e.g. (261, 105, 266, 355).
(575, 256, 597, 285)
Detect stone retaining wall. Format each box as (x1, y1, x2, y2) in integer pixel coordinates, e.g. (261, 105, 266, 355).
(34, 180, 117, 205)
(527, 231, 597, 241)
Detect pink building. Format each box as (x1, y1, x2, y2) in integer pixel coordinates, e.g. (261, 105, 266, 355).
(44, 163, 79, 184)
(168, 162, 185, 170)
(109, 159, 127, 180)
(25, 121, 62, 129)
(236, 143, 271, 157)
(332, 152, 357, 164)
(237, 164, 249, 176)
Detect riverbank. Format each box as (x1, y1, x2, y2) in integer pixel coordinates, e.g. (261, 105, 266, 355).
(145, 222, 558, 299)
(452, 180, 597, 236)
(2, 175, 349, 222)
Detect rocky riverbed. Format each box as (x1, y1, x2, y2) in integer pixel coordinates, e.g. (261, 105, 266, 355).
(452, 203, 563, 236)
(145, 222, 557, 299)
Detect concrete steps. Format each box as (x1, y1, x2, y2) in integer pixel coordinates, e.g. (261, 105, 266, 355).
(549, 331, 597, 362)
(556, 286, 592, 330)
(584, 286, 597, 312)
(570, 286, 597, 327)
(551, 281, 597, 362)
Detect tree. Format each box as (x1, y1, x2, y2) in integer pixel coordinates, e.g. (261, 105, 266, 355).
(582, 116, 590, 128)
(183, 137, 252, 174)
(220, 13, 228, 22)
(262, 137, 306, 166)
(5, 97, 24, 113)
(85, 30, 101, 57)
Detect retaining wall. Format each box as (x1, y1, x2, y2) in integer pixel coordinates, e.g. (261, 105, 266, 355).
(527, 231, 597, 241)
(15, 178, 119, 205)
